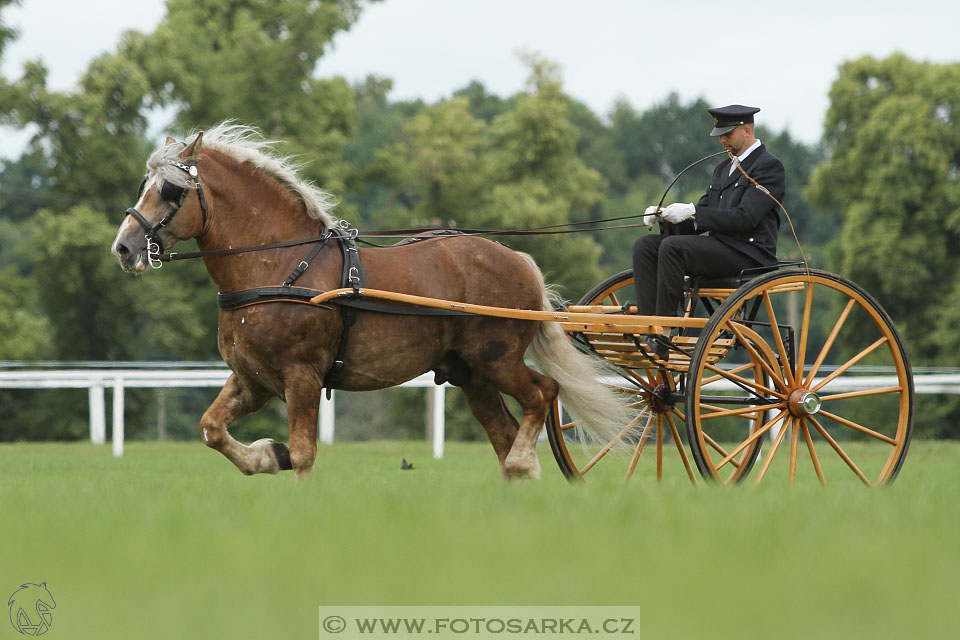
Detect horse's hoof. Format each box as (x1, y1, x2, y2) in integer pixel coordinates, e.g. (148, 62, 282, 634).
(503, 457, 541, 481)
(250, 438, 290, 474)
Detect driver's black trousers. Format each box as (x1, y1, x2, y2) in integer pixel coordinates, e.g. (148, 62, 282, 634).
(632, 234, 760, 318)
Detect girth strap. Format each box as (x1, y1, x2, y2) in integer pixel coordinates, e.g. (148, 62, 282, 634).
(325, 227, 365, 396)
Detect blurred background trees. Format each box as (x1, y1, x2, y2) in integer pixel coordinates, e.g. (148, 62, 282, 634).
(2, 1, 957, 440)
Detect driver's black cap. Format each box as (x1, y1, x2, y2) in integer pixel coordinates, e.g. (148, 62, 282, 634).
(708, 105, 760, 136)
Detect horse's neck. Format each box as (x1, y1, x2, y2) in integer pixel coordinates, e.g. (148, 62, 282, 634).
(197, 164, 322, 292)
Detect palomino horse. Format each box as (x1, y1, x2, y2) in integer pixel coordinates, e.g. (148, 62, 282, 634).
(112, 123, 630, 480)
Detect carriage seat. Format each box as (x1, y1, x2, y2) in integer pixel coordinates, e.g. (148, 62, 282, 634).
(685, 260, 805, 291)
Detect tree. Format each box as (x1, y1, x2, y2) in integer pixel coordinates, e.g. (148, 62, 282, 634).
(807, 54, 960, 361)
(369, 57, 607, 296)
(26, 206, 210, 360)
(807, 53, 960, 437)
(121, 0, 377, 194)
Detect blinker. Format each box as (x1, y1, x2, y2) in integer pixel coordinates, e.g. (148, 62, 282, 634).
(160, 180, 186, 203)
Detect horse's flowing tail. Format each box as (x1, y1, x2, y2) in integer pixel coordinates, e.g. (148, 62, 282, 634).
(520, 254, 637, 448)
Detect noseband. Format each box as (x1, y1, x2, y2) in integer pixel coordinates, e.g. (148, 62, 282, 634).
(125, 160, 208, 268)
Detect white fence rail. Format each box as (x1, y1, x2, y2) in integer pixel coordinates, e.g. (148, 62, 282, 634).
(0, 367, 449, 458)
(3, 365, 960, 458)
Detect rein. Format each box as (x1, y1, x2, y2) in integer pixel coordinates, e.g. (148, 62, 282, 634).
(128, 150, 784, 265)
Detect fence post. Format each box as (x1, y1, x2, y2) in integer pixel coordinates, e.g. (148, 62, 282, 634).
(112, 378, 124, 458)
(429, 385, 445, 459)
(89, 380, 106, 445)
(319, 391, 335, 444)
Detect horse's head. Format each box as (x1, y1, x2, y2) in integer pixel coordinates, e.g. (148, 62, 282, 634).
(111, 132, 208, 272)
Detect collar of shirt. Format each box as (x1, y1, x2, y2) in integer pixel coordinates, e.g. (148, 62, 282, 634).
(728, 139, 762, 175)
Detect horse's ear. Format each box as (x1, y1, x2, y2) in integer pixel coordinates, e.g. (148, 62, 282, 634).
(180, 131, 204, 158)
(165, 136, 177, 145)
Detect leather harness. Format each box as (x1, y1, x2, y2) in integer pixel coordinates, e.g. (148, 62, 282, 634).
(214, 227, 476, 395)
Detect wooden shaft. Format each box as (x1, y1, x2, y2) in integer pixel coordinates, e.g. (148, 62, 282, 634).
(310, 287, 710, 329)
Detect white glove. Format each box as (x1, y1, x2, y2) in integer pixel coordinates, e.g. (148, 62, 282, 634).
(643, 205, 661, 229)
(660, 202, 696, 224)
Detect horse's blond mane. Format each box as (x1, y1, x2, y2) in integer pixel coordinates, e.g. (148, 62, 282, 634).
(146, 121, 340, 228)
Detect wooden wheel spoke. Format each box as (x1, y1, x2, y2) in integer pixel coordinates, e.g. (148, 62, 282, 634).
(714, 408, 789, 470)
(700, 362, 755, 387)
(655, 416, 664, 482)
(671, 407, 686, 423)
(665, 412, 697, 484)
(728, 322, 789, 391)
(804, 299, 856, 387)
(621, 368, 653, 390)
(763, 291, 796, 387)
(608, 292, 621, 307)
(603, 383, 646, 396)
(811, 337, 889, 393)
(581, 410, 648, 475)
(794, 281, 814, 382)
(800, 420, 825, 485)
(703, 362, 786, 400)
(700, 402, 784, 420)
(560, 420, 578, 431)
(819, 386, 903, 402)
(754, 416, 792, 485)
(698, 402, 730, 413)
(788, 418, 800, 485)
(809, 415, 872, 486)
(817, 408, 898, 445)
(703, 433, 741, 469)
(624, 412, 655, 482)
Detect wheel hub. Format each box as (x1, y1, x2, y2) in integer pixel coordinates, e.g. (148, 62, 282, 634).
(645, 383, 675, 413)
(788, 388, 821, 417)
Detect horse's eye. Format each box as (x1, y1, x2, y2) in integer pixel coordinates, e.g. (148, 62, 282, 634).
(160, 181, 185, 203)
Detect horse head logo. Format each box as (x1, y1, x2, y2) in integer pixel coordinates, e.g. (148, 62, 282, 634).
(7, 582, 56, 636)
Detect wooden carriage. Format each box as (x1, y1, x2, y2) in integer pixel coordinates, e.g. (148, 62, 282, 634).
(546, 266, 913, 486)
(313, 264, 914, 487)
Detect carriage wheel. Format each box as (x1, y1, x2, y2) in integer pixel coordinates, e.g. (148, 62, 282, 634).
(545, 270, 699, 484)
(685, 269, 914, 486)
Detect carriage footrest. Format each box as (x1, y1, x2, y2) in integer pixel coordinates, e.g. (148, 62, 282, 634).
(570, 331, 734, 372)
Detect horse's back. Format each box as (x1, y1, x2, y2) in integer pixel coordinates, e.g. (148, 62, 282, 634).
(360, 234, 543, 309)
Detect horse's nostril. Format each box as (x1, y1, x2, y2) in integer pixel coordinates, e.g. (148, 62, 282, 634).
(116, 242, 130, 258)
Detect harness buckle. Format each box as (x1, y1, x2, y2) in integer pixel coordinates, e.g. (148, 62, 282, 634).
(348, 267, 360, 284)
(146, 236, 164, 269)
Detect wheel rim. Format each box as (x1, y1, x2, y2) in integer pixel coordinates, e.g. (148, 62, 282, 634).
(545, 271, 699, 484)
(686, 269, 914, 486)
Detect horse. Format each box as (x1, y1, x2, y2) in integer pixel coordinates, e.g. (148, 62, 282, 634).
(111, 122, 631, 481)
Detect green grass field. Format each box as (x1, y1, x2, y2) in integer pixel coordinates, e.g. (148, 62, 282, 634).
(2, 439, 959, 639)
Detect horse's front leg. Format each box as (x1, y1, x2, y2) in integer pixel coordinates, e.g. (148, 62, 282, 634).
(283, 378, 324, 481)
(200, 373, 292, 475)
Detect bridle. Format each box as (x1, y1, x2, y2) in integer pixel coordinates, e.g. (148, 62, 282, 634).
(125, 159, 208, 268)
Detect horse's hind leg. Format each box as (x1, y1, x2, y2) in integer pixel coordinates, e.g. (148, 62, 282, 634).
(502, 366, 558, 480)
(461, 381, 520, 477)
(473, 360, 559, 480)
(200, 374, 293, 475)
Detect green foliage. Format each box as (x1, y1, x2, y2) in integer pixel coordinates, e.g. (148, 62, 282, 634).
(806, 54, 960, 436)
(122, 0, 373, 193)
(807, 54, 960, 358)
(0, 265, 51, 360)
(24, 206, 208, 360)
